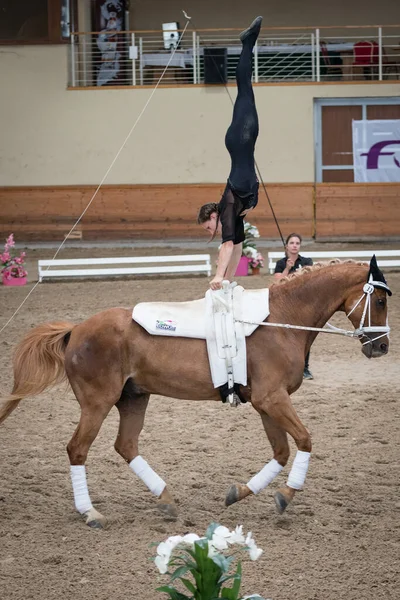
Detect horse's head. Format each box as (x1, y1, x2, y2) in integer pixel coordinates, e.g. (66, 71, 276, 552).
(344, 256, 391, 359)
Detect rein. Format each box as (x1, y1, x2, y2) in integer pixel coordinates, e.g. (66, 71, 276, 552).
(236, 278, 391, 345)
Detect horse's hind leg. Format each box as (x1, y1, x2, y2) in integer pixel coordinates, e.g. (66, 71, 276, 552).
(226, 412, 290, 507)
(114, 382, 178, 520)
(67, 402, 114, 529)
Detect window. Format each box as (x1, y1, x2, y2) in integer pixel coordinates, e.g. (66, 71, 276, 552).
(315, 98, 400, 182)
(0, 0, 76, 44)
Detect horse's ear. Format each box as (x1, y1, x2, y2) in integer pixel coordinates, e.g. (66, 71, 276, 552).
(368, 255, 392, 296)
(368, 255, 379, 280)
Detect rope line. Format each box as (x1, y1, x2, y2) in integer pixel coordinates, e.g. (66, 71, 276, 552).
(0, 15, 193, 337)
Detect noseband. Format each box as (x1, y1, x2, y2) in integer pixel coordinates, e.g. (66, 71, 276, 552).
(346, 278, 391, 345)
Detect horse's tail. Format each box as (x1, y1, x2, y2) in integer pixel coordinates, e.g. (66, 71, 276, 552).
(0, 321, 75, 425)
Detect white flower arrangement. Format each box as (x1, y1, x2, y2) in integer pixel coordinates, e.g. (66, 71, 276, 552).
(154, 522, 269, 599)
(243, 222, 264, 269)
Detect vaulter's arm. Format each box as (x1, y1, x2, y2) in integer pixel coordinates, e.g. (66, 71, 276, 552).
(210, 241, 242, 290)
(224, 242, 243, 280)
(210, 198, 243, 290)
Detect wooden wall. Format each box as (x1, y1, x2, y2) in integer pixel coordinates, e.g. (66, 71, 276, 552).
(0, 183, 399, 242)
(315, 183, 400, 240)
(0, 184, 314, 241)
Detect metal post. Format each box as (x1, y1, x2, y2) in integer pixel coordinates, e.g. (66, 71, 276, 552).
(316, 28, 320, 82)
(378, 27, 383, 81)
(70, 33, 76, 87)
(311, 32, 315, 81)
(197, 34, 201, 84)
(192, 30, 197, 83)
(254, 40, 259, 83)
(139, 36, 143, 85)
(82, 34, 88, 87)
(131, 33, 136, 86)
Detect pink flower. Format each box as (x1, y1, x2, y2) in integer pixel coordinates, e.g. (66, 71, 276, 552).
(1, 234, 27, 278)
(6, 234, 15, 248)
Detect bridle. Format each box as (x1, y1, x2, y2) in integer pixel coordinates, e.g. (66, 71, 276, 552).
(233, 276, 391, 344)
(345, 276, 391, 345)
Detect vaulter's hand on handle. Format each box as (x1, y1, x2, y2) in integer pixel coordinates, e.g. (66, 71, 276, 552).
(210, 275, 224, 290)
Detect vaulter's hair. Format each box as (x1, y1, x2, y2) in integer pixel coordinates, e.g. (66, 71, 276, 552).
(197, 203, 219, 225)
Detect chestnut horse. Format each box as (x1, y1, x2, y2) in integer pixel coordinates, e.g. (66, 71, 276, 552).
(0, 259, 391, 529)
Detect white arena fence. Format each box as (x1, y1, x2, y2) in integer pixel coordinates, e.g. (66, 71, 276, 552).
(38, 254, 212, 282)
(268, 250, 400, 274)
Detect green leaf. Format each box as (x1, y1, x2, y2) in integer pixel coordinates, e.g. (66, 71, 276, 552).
(232, 561, 242, 598)
(221, 589, 237, 600)
(180, 577, 197, 594)
(205, 522, 220, 540)
(156, 585, 192, 600)
(218, 573, 241, 586)
(170, 566, 189, 582)
(193, 539, 209, 571)
(211, 553, 231, 573)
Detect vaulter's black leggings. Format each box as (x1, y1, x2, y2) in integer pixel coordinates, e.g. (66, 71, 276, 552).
(224, 39, 259, 199)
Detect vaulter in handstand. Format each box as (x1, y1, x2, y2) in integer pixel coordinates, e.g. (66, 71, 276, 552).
(197, 16, 262, 290)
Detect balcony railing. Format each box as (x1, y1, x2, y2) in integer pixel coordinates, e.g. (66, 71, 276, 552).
(68, 25, 400, 88)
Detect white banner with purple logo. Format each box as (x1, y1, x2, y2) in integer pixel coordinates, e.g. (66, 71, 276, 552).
(352, 119, 400, 182)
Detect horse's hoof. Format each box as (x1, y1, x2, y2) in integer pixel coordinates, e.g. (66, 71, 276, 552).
(158, 503, 178, 521)
(274, 491, 289, 514)
(84, 508, 107, 529)
(225, 485, 239, 506)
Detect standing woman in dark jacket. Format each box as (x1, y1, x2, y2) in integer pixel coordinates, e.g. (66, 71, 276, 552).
(274, 233, 314, 380)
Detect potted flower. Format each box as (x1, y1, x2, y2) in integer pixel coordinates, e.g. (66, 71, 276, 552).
(248, 251, 264, 275)
(154, 522, 269, 600)
(235, 221, 264, 276)
(1, 234, 28, 286)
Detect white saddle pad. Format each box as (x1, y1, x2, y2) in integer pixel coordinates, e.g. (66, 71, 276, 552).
(132, 285, 269, 389)
(132, 287, 269, 340)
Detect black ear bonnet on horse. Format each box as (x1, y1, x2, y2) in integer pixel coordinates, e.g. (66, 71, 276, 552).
(368, 255, 392, 296)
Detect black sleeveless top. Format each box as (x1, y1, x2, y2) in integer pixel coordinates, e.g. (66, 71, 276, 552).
(218, 180, 259, 245)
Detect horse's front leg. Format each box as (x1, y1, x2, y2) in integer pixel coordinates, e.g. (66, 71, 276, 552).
(260, 390, 312, 514)
(225, 410, 290, 507)
(226, 390, 312, 514)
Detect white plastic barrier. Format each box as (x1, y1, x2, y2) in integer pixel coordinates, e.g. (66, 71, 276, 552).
(268, 250, 400, 274)
(38, 254, 212, 282)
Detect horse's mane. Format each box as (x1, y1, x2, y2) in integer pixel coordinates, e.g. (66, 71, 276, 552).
(270, 259, 368, 287)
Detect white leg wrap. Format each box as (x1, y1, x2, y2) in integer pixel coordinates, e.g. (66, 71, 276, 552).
(129, 456, 166, 497)
(70, 465, 93, 514)
(287, 450, 311, 490)
(247, 459, 284, 494)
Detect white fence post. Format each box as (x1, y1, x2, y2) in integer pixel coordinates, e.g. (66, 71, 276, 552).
(311, 32, 315, 81)
(139, 37, 143, 85)
(254, 40, 259, 83)
(197, 34, 201, 84)
(131, 33, 136, 86)
(192, 30, 197, 83)
(316, 28, 320, 82)
(378, 27, 383, 81)
(70, 33, 76, 87)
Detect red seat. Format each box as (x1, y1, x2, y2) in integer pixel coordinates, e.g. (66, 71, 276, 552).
(353, 40, 378, 65)
(352, 40, 379, 79)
